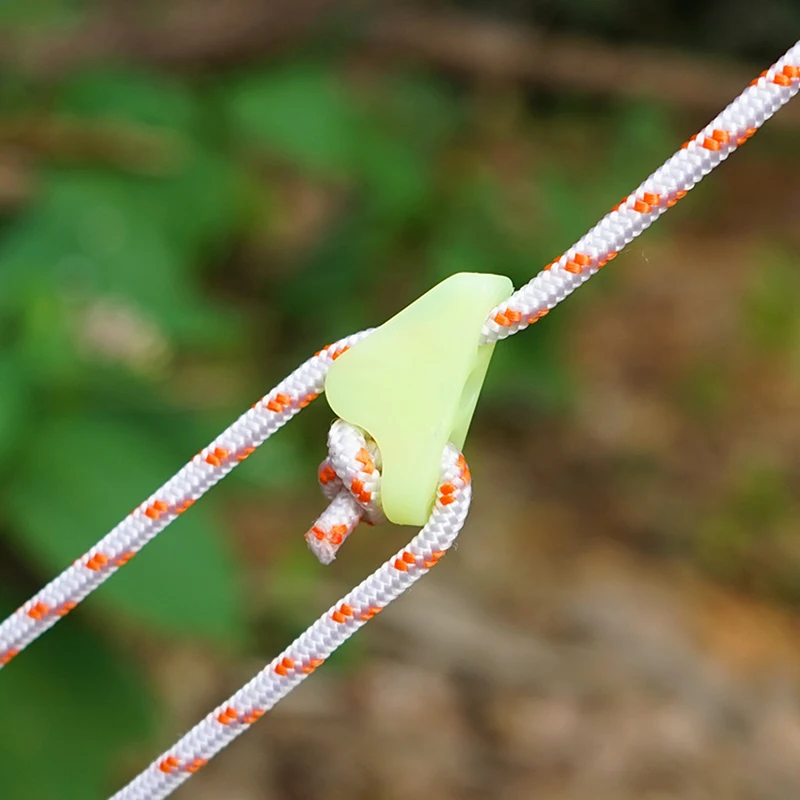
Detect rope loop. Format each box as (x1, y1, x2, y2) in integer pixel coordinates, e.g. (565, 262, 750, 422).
(112, 443, 472, 800)
(305, 420, 385, 564)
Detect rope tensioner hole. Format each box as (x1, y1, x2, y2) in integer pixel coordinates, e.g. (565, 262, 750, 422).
(324, 272, 512, 526)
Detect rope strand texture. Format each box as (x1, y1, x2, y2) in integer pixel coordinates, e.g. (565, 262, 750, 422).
(112, 442, 471, 800)
(106, 42, 800, 798)
(0, 37, 796, 799)
(0, 334, 372, 668)
(1, 42, 797, 672)
(481, 40, 800, 345)
(305, 420, 385, 565)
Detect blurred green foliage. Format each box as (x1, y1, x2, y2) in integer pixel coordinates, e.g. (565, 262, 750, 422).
(743, 247, 800, 359)
(3, 1, 796, 796)
(0, 46, 677, 787)
(0, 588, 153, 798)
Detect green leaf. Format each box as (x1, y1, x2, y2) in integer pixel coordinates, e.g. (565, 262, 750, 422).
(0, 587, 154, 800)
(153, 147, 246, 255)
(0, 69, 38, 113)
(0, 167, 241, 348)
(605, 101, 676, 198)
(3, 412, 244, 643)
(16, 282, 84, 385)
(0, 351, 30, 463)
(427, 176, 507, 282)
(535, 166, 599, 252)
(0, 0, 85, 31)
(56, 66, 200, 133)
(227, 63, 363, 175)
(279, 205, 394, 337)
(483, 317, 575, 416)
(0, 211, 65, 308)
(743, 250, 800, 355)
(354, 128, 432, 222)
(732, 463, 791, 528)
(52, 69, 247, 253)
(231, 426, 309, 492)
(375, 73, 462, 153)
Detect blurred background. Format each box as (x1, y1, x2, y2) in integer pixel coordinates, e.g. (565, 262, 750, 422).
(1, 1, 800, 798)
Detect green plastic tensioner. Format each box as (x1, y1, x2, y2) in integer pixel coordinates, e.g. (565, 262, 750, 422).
(324, 272, 513, 526)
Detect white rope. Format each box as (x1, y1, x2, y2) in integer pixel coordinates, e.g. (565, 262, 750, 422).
(481, 41, 800, 344)
(0, 36, 797, 800)
(111, 438, 471, 800)
(2, 41, 797, 674)
(0, 335, 372, 666)
(305, 419, 385, 564)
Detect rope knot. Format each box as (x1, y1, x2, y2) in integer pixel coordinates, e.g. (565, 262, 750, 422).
(305, 420, 384, 564)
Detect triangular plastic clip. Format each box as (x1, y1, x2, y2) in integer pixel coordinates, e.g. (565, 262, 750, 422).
(324, 272, 512, 526)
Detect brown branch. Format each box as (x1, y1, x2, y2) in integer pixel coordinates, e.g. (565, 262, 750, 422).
(2, 2, 799, 131)
(2, 0, 339, 75)
(0, 114, 177, 173)
(363, 9, 800, 131)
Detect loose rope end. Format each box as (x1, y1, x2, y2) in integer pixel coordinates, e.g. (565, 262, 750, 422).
(305, 420, 384, 564)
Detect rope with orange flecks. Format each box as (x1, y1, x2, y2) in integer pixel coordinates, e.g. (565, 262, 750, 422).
(111, 441, 470, 800)
(481, 42, 800, 345)
(305, 420, 384, 564)
(107, 39, 800, 800)
(0, 334, 370, 668)
(0, 37, 796, 800)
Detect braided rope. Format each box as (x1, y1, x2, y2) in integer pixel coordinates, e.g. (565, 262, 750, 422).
(305, 420, 384, 564)
(481, 41, 800, 344)
(0, 37, 796, 800)
(2, 42, 797, 673)
(0, 335, 372, 668)
(104, 42, 800, 799)
(112, 440, 471, 800)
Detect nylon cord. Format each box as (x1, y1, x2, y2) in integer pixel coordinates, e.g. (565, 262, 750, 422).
(481, 40, 800, 344)
(0, 38, 798, 800)
(112, 439, 471, 800)
(2, 43, 798, 672)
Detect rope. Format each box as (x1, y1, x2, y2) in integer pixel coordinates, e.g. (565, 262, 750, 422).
(0, 38, 797, 799)
(2, 42, 797, 674)
(305, 420, 385, 565)
(112, 439, 471, 800)
(481, 41, 800, 344)
(0, 333, 371, 667)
